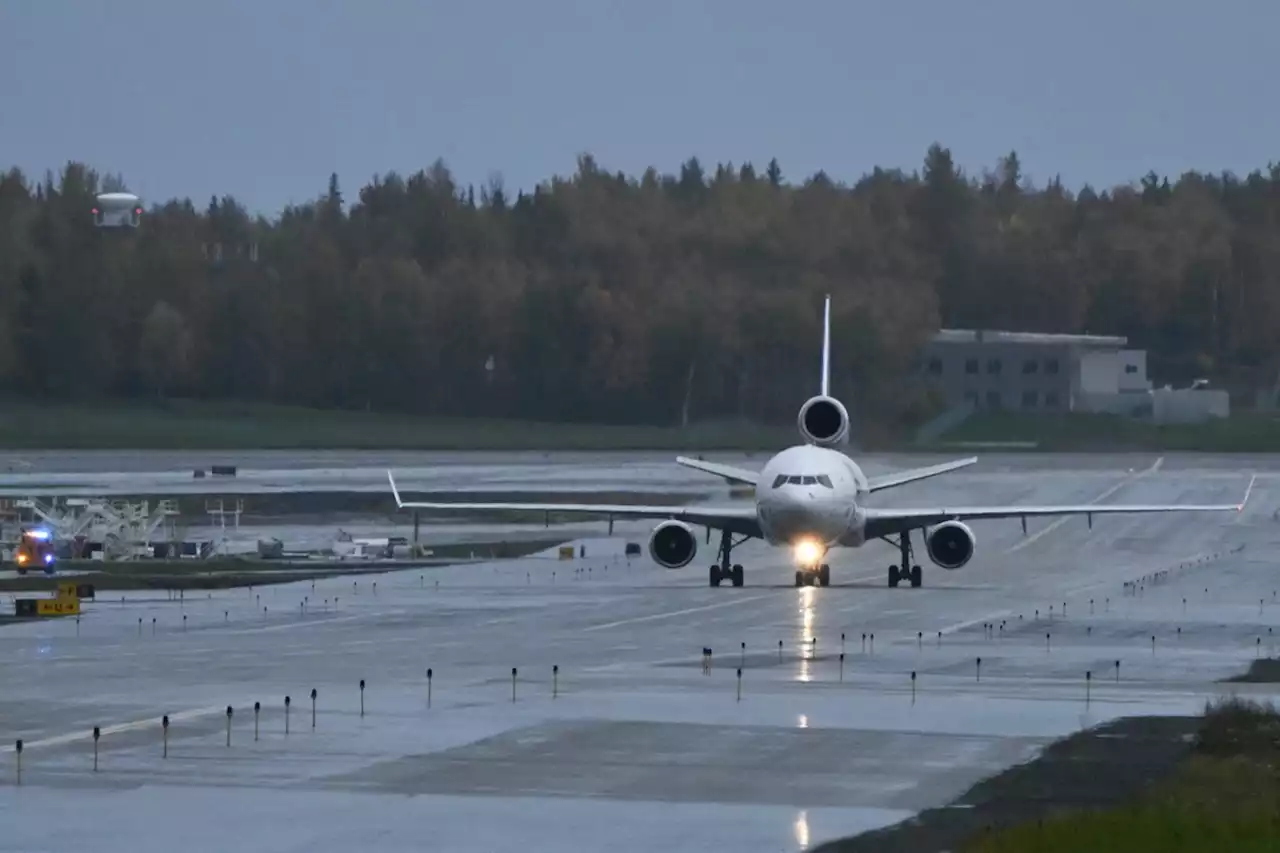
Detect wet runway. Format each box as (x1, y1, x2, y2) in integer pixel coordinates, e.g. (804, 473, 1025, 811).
(1, 454, 1279, 852)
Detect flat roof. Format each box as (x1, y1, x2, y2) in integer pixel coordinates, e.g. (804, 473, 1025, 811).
(932, 329, 1128, 348)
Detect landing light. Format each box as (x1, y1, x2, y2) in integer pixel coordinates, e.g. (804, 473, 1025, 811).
(793, 538, 824, 567)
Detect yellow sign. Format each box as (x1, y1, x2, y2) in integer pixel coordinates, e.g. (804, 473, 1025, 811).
(37, 599, 80, 616)
(558, 546, 575, 560)
(56, 582, 79, 601)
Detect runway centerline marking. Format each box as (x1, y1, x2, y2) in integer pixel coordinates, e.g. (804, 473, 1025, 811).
(583, 594, 773, 631)
(1005, 456, 1164, 554)
(225, 613, 384, 635)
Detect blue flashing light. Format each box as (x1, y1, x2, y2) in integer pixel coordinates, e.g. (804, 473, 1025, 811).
(44, 553, 54, 564)
(27, 529, 51, 541)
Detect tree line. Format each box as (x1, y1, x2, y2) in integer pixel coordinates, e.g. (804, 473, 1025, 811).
(1, 146, 1278, 428)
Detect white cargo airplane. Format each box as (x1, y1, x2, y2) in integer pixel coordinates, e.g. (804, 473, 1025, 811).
(387, 297, 1249, 589)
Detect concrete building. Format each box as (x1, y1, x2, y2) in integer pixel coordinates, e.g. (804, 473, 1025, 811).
(921, 329, 1228, 423)
(922, 329, 1145, 413)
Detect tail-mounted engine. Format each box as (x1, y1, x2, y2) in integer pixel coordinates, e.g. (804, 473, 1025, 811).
(648, 520, 698, 569)
(925, 520, 976, 570)
(797, 395, 850, 447)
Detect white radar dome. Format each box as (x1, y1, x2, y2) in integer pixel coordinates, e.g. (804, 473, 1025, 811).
(93, 192, 142, 228)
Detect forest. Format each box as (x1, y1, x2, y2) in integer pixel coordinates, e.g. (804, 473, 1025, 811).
(1, 145, 1278, 430)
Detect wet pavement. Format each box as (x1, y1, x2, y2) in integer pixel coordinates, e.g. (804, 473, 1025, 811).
(0, 453, 1277, 852)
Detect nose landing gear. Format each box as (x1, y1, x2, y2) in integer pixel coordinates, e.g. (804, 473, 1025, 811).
(793, 564, 831, 587)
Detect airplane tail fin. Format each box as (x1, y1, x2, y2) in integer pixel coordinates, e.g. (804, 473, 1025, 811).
(820, 294, 831, 397)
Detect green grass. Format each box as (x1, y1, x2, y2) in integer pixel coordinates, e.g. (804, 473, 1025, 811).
(0, 398, 797, 451)
(937, 411, 1280, 452)
(962, 697, 1280, 852)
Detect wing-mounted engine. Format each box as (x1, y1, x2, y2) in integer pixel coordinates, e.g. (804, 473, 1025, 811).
(648, 520, 698, 569)
(925, 521, 976, 570)
(797, 395, 850, 447)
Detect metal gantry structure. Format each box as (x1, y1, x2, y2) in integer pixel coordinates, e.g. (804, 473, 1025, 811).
(5, 496, 182, 560)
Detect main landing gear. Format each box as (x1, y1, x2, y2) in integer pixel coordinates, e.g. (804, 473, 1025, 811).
(882, 531, 923, 588)
(709, 530, 750, 587)
(794, 564, 830, 588)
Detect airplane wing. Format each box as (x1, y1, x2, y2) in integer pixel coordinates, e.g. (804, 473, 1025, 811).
(867, 457, 978, 493)
(387, 471, 762, 537)
(675, 456, 759, 486)
(864, 492, 1250, 538)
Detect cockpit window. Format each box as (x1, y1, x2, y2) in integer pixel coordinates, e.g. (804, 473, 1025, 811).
(772, 474, 835, 488)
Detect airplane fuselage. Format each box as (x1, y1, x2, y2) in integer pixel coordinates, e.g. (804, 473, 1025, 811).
(754, 444, 869, 560)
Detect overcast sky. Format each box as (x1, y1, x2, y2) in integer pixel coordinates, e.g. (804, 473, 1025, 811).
(4, 0, 1277, 216)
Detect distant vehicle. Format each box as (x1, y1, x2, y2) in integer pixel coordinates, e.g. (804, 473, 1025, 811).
(93, 192, 142, 228)
(388, 297, 1249, 589)
(14, 528, 56, 575)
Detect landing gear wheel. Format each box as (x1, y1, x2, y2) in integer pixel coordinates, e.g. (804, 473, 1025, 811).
(818, 564, 830, 587)
(711, 530, 750, 590)
(910, 565, 923, 588)
(887, 531, 918, 589)
(795, 571, 804, 587)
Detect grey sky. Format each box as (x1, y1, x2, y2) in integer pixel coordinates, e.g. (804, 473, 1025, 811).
(3, 0, 1277, 216)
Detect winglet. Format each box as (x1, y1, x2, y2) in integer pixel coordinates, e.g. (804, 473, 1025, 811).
(387, 470, 404, 509)
(820, 294, 831, 397)
(1238, 473, 1256, 511)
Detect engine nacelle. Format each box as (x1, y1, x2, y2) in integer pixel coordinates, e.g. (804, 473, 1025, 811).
(648, 520, 698, 569)
(925, 521, 976, 570)
(797, 395, 850, 447)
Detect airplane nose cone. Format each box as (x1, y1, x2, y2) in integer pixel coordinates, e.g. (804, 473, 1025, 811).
(762, 494, 849, 543)
(767, 506, 812, 538)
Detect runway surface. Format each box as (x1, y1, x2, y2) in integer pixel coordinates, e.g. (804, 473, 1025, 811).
(1, 454, 1279, 852)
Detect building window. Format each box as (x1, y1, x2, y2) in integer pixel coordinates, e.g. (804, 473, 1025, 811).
(1045, 391, 1060, 409)
(1125, 364, 1138, 374)
(1021, 390, 1038, 408)
(1045, 358, 1059, 375)
(985, 391, 1002, 409)
(965, 358, 978, 375)
(927, 357, 942, 375)
(986, 358, 1002, 374)
(1022, 359, 1038, 374)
